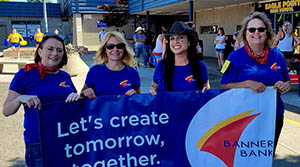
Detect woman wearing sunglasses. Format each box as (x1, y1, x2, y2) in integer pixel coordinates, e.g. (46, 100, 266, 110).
(3, 35, 80, 166)
(80, 31, 140, 98)
(221, 12, 291, 153)
(149, 21, 210, 95)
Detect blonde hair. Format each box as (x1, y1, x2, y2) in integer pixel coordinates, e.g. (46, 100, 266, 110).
(94, 31, 136, 67)
(283, 21, 293, 37)
(238, 12, 275, 48)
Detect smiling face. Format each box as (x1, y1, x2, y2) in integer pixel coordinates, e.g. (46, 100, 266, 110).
(38, 38, 64, 67)
(105, 36, 124, 62)
(169, 34, 189, 56)
(246, 18, 267, 46)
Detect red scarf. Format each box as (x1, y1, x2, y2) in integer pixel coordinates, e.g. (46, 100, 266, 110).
(245, 44, 268, 65)
(24, 62, 59, 80)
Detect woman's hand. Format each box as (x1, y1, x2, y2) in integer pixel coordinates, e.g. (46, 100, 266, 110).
(125, 89, 137, 96)
(273, 81, 291, 94)
(65, 93, 80, 103)
(81, 88, 96, 99)
(245, 80, 266, 93)
(17, 95, 41, 110)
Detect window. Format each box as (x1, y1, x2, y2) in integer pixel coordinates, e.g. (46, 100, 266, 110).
(200, 25, 218, 34)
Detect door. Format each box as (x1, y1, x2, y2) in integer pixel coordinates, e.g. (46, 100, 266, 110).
(0, 25, 7, 51)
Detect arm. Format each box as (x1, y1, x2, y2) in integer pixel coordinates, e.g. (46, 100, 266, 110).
(201, 80, 210, 93)
(221, 80, 266, 93)
(3, 90, 41, 117)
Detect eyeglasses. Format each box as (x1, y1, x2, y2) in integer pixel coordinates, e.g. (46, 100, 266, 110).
(106, 43, 125, 50)
(247, 27, 266, 33)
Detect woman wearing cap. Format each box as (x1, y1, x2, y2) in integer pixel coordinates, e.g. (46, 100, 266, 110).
(3, 35, 80, 166)
(214, 27, 226, 70)
(80, 31, 141, 98)
(274, 21, 300, 71)
(7, 29, 24, 58)
(221, 12, 291, 153)
(149, 21, 210, 95)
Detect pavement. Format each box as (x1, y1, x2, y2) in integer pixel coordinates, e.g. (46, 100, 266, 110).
(0, 50, 299, 166)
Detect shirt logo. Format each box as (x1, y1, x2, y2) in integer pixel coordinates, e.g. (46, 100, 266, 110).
(185, 75, 194, 83)
(59, 81, 71, 88)
(270, 63, 281, 71)
(120, 80, 131, 87)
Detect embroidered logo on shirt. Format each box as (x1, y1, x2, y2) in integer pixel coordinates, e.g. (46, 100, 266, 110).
(185, 75, 194, 83)
(120, 80, 131, 87)
(270, 63, 280, 71)
(59, 81, 71, 88)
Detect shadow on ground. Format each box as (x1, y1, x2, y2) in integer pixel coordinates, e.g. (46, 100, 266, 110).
(7, 157, 25, 167)
(273, 155, 300, 167)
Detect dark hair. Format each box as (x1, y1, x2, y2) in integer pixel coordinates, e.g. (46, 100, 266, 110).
(218, 27, 225, 36)
(163, 34, 204, 91)
(34, 35, 67, 68)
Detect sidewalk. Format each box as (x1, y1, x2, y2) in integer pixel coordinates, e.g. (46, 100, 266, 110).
(0, 51, 299, 166)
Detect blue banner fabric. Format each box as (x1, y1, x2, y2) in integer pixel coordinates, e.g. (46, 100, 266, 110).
(38, 88, 276, 167)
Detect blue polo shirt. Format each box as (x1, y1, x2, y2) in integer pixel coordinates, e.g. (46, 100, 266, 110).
(133, 33, 146, 48)
(221, 47, 290, 120)
(9, 68, 77, 144)
(85, 64, 141, 96)
(153, 60, 208, 92)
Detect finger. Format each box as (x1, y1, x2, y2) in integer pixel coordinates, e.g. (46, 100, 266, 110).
(32, 97, 40, 109)
(202, 87, 207, 93)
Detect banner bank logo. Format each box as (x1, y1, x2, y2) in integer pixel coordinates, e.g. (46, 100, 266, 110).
(186, 104, 274, 166)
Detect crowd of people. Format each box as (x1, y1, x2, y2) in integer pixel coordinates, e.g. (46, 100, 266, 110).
(2, 12, 294, 166)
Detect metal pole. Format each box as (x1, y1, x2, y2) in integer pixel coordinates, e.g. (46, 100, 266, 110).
(146, 11, 149, 29)
(43, 0, 48, 33)
(189, 0, 193, 22)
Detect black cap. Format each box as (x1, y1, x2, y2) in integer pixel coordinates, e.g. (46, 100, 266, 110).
(167, 21, 198, 44)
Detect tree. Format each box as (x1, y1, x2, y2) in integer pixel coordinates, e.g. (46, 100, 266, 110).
(97, 0, 131, 27)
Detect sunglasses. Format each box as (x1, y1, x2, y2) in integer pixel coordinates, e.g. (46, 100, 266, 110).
(247, 27, 266, 33)
(106, 43, 125, 50)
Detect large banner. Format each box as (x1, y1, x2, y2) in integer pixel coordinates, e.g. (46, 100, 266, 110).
(39, 88, 276, 167)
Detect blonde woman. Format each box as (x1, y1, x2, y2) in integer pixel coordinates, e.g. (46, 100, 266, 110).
(80, 31, 141, 98)
(275, 22, 300, 70)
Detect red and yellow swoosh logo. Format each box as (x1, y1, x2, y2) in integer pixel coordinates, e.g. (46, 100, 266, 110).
(185, 75, 193, 83)
(271, 63, 277, 71)
(120, 80, 128, 87)
(196, 109, 260, 167)
(59, 81, 66, 87)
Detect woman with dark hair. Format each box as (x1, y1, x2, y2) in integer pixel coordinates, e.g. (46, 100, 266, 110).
(2, 35, 79, 166)
(80, 31, 140, 98)
(221, 12, 291, 153)
(214, 27, 226, 70)
(149, 21, 210, 95)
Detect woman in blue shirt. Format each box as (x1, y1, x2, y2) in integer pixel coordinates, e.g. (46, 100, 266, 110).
(81, 31, 141, 98)
(221, 12, 291, 153)
(3, 35, 80, 167)
(150, 21, 210, 95)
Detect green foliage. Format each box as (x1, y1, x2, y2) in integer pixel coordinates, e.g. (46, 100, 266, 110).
(0, 0, 10, 1)
(97, 0, 131, 27)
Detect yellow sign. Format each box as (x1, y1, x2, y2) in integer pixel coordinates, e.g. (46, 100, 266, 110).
(265, 0, 300, 13)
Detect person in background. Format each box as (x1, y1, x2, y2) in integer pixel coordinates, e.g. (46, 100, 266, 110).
(232, 31, 244, 50)
(2, 35, 79, 167)
(196, 38, 204, 60)
(80, 31, 141, 98)
(34, 28, 44, 48)
(99, 28, 107, 43)
(143, 27, 155, 68)
(274, 22, 300, 71)
(152, 27, 167, 66)
(7, 29, 24, 58)
(221, 12, 291, 153)
(150, 21, 210, 95)
(214, 27, 226, 70)
(133, 27, 146, 67)
(53, 29, 65, 40)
